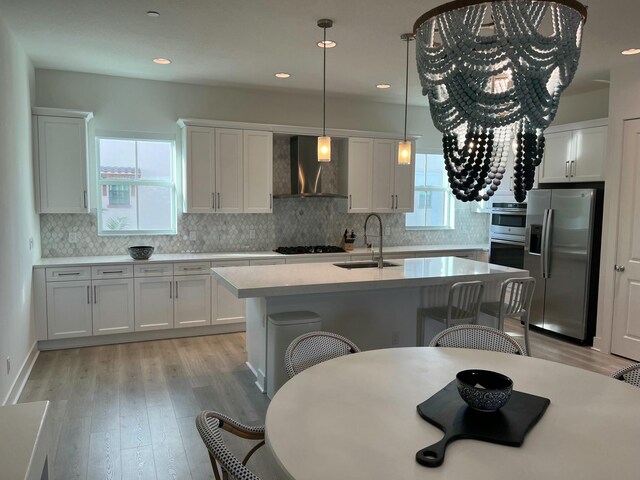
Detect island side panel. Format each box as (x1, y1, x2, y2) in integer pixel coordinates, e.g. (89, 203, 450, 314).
(246, 297, 267, 392)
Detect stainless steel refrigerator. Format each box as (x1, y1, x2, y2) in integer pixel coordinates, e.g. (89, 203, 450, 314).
(524, 188, 602, 343)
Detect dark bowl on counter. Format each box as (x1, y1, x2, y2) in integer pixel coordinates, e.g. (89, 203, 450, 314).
(128, 246, 154, 260)
(456, 369, 513, 412)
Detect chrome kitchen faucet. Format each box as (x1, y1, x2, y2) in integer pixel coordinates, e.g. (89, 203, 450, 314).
(364, 213, 384, 268)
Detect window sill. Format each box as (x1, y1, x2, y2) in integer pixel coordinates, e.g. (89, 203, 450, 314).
(98, 230, 177, 237)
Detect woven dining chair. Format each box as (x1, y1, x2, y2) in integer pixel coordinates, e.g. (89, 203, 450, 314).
(480, 277, 536, 354)
(429, 324, 528, 356)
(196, 410, 264, 480)
(610, 362, 640, 387)
(421, 281, 485, 330)
(285, 331, 361, 378)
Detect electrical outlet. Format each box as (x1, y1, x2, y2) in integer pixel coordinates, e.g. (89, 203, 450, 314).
(68, 232, 78, 243)
(249, 229, 256, 239)
(29, 237, 34, 250)
(190, 231, 197, 241)
(6, 357, 10, 375)
(391, 331, 400, 346)
(384, 227, 391, 236)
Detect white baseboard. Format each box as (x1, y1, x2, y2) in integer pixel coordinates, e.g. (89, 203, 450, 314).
(2, 341, 39, 406)
(592, 336, 603, 353)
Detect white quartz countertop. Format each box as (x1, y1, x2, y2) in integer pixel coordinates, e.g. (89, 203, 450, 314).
(32, 244, 488, 268)
(211, 256, 524, 298)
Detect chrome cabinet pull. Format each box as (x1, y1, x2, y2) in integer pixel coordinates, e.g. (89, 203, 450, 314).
(349, 195, 352, 210)
(87, 286, 90, 304)
(169, 281, 172, 299)
(182, 266, 203, 271)
(175, 281, 179, 299)
(270, 193, 272, 209)
(93, 285, 97, 304)
(570, 160, 576, 177)
(83, 190, 88, 208)
(212, 192, 215, 209)
(395, 195, 399, 209)
(217, 192, 221, 209)
(143, 268, 161, 273)
(391, 195, 394, 209)
(102, 270, 123, 274)
(58, 272, 81, 276)
(565, 161, 570, 178)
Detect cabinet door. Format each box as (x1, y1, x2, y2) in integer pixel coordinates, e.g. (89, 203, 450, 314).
(174, 275, 211, 328)
(372, 139, 395, 212)
(183, 126, 216, 213)
(347, 137, 373, 213)
(540, 131, 573, 183)
(92, 279, 134, 335)
(244, 130, 273, 213)
(36, 116, 88, 213)
(215, 128, 244, 213)
(212, 260, 248, 325)
(572, 126, 607, 182)
(46, 280, 92, 339)
(134, 276, 174, 331)
(394, 141, 416, 212)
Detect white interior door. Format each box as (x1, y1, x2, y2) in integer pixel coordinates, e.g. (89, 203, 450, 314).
(612, 118, 640, 361)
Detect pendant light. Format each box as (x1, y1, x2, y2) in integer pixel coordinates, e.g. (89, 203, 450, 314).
(317, 19, 333, 162)
(398, 33, 414, 165)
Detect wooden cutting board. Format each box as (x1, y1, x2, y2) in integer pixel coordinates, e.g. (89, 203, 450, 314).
(416, 380, 550, 467)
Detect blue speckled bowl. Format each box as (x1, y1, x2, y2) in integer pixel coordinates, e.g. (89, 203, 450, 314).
(456, 369, 513, 412)
(128, 246, 154, 260)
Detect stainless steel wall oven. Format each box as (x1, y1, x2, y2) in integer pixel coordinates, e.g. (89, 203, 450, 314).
(489, 202, 527, 269)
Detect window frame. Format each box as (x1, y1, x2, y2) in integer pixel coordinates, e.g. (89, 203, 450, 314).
(96, 133, 177, 236)
(405, 150, 455, 231)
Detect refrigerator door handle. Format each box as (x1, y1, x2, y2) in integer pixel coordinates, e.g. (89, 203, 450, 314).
(544, 209, 554, 278)
(524, 226, 531, 253)
(541, 209, 549, 278)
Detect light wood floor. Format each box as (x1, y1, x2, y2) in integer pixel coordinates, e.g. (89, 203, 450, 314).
(19, 323, 633, 480)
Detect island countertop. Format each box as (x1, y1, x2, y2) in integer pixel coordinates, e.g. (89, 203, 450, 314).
(211, 256, 525, 298)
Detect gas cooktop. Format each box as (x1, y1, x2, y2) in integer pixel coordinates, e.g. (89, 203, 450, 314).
(274, 245, 346, 255)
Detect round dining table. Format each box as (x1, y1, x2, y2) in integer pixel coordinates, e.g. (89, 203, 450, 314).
(265, 347, 640, 480)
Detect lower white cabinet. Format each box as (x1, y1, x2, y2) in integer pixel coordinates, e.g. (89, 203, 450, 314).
(92, 279, 134, 335)
(212, 260, 248, 325)
(174, 275, 212, 328)
(134, 276, 174, 331)
(46, 280, 93, 339)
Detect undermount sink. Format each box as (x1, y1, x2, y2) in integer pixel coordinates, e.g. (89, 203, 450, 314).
(333, 261, 400, 269)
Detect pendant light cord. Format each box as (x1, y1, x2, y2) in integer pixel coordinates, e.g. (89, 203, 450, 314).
(323, 25, 327, 137)
(403, 36, 410, 142)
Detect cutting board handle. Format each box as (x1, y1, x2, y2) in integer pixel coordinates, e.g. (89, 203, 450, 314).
(416, 435, 449, 467)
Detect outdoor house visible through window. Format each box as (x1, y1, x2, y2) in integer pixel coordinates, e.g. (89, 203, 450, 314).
(406, 153, 454, 229)
(97, 136, 176, 234)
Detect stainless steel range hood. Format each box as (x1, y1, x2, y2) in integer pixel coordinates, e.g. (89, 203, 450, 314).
(274, 136, 346, 198)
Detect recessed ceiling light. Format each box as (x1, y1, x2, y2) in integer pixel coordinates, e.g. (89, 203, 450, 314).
(622, 48, 640, 56)
(317, 40, 337, 48)
(146, 11, 160, 17)
(153, 58, 171, 65)
(275, 72, 291, 79)
(376, 83, 391, 89)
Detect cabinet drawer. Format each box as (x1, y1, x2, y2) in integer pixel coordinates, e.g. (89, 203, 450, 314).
(91, 264, 133, 279)
(250, 258, 286, 266)
(46, 266, 91, 282)
(134, 263, 174, 277)
(211, 260, 250, 268)
(174, 262, 211, 275)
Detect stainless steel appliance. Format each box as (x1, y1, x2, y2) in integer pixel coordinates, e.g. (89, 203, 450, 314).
(489, 202, 527, 269)
(524, 188, 603, 343)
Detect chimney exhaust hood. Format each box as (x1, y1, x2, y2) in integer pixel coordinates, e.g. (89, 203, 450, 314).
(274, 136, 346, 198)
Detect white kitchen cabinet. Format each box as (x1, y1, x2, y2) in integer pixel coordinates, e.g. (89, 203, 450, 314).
(540, 120, 607, 183)
(244, 130, 273, 213)
(212, 260, 249, 325)
(182, 123, 273, 214)
(174, 275, 212, 328)
(372, 139, 396, 212)
(134, 276, 175, 331)
(183, 126, 216, 213)
(92, 279, 135, 335)
(347, 137, 374, 213)
(33, 109, 92, 214)
(46, 280, 93, 339)
(216, 128, 244, 213)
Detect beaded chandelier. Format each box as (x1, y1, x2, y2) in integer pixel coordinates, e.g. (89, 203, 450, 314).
(413, 0, 587, 202)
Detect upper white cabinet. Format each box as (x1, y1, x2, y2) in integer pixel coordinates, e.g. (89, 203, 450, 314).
(539, 119, 607, 183)
(347, 137, 374, 213)
(33, 108, 93, 213)
(181, 123, 273, 214)
(243, 130, 273, 213)
(350, 137, 416, 214)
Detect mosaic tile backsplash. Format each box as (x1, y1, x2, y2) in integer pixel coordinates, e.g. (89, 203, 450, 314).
(40, 134, 489, 257)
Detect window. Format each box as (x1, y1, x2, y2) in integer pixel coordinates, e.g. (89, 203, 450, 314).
(97, 136, 176, 235)
(405, 152, 455, 229)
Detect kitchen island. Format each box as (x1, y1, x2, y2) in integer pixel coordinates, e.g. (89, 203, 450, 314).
(212, 256, 526, 393)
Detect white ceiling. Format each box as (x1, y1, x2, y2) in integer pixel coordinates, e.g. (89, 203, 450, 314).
(0, 0, 637, 105)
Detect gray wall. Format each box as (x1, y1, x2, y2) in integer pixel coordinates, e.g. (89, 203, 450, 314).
(0, 14, 39, 403)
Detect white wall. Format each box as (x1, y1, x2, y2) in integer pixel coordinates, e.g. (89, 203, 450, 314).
(0, 13, 40, 404)
(552, 87, 610, 125)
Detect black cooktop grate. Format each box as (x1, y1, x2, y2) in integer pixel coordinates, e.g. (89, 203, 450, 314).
(274, 245, 346, 255)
